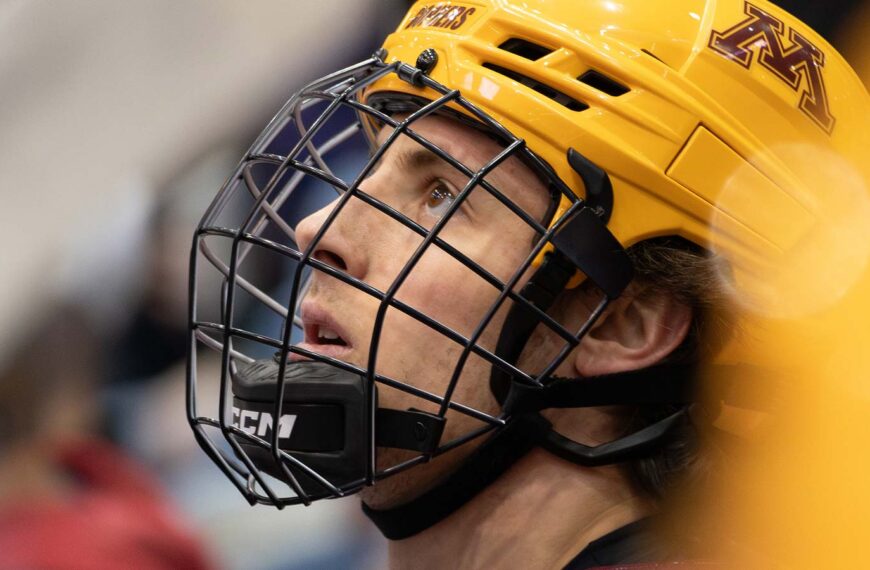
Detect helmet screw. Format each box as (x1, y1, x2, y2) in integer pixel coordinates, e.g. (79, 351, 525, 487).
(416, 49, 439, 76)
(414, 421, 428, 442)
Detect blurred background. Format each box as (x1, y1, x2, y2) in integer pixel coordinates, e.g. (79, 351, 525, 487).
(0, 1, 866, 569)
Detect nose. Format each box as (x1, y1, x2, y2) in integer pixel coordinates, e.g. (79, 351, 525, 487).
(294, 196, 367, 280)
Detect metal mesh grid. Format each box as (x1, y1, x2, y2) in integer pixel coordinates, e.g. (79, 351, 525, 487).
(186, 54, 613, 507)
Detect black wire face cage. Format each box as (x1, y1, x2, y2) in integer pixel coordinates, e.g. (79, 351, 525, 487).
(187, 53, 634, 508)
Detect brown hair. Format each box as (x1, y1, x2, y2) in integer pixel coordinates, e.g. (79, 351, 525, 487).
(621, 236, 734, 499)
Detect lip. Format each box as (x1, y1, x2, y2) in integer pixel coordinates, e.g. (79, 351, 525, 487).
(289, 301, 354, 363)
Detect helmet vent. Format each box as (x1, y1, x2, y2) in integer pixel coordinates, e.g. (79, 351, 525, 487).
(497, 38, 554, 61)
(577, 70, 630, 97)
(483, 63, 589, 112)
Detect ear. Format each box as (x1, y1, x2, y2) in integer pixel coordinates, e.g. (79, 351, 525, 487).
(572, 286, 692, 377)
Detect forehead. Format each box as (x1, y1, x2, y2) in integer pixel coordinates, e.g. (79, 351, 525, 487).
(375, 114, 503, 167)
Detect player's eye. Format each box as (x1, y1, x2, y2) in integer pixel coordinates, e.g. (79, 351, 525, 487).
(425, 180, 456, 219)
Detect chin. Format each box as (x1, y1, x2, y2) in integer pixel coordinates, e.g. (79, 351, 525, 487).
(359, 473, 417, 510)
(361, 440, 483, 510)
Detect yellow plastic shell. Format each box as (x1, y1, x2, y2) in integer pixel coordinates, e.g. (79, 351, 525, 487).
(363, 0, 870, 364)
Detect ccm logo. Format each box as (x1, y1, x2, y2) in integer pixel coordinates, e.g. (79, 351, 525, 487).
(232, 407, 297, 439)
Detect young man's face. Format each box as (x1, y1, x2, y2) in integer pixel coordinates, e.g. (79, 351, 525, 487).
(293, 114, 557, 507)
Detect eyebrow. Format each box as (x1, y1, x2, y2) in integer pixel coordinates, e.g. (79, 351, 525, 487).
(393, 145, 456, 174)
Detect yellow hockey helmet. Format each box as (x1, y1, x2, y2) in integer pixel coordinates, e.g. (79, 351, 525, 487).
(367, 0, 870, 320)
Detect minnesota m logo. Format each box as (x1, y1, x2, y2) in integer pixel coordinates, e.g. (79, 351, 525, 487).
(709, 1, 835, 134)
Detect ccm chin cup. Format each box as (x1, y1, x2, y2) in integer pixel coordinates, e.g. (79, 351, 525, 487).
(230, 358, 444, 500)
(185, 51, 690, 519)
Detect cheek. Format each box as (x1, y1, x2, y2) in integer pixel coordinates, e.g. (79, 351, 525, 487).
(370, 249, 501, 398)
(398, 247, 499, 340)
(381, 226, 537, 364)
(366, 223, 533, 400)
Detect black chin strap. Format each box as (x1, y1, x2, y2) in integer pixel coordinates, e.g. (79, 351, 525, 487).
(361, 363, 697, 540)
(362, 413, 552, 540)
(503, 363, 696, 467)
(489, 251, 578, 404)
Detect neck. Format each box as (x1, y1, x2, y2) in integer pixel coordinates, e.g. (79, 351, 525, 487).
(387, 447, 654, 570)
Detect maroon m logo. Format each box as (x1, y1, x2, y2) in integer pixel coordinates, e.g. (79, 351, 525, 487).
(709, 1, 835, 134)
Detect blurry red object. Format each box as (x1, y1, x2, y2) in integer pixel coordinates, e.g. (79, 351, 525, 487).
(0, 439, 214, 570)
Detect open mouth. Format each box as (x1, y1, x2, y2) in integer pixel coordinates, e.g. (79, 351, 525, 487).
(305, 323, 349, 347)
(290, 303, 353, 362)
